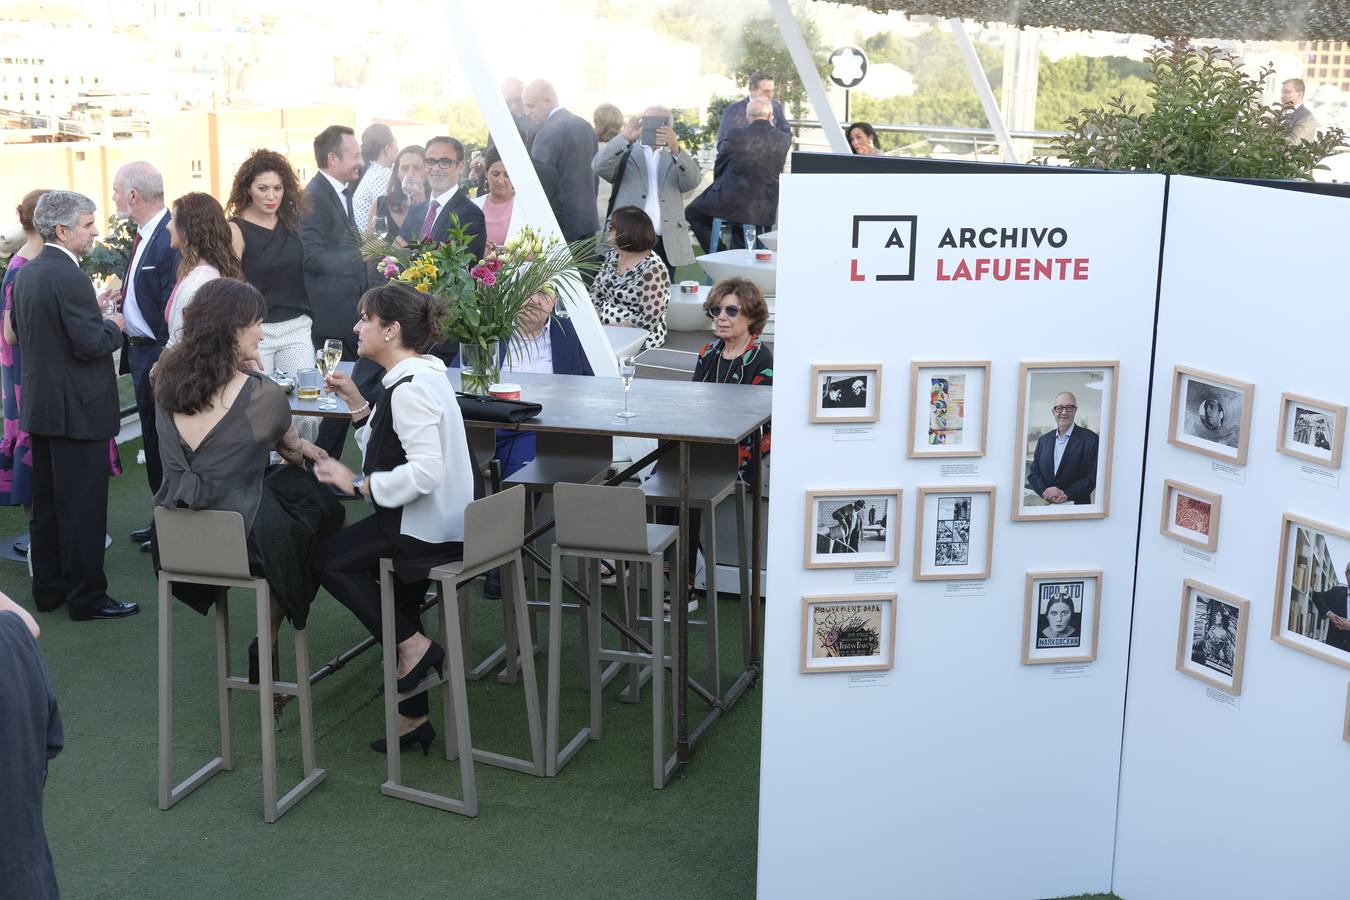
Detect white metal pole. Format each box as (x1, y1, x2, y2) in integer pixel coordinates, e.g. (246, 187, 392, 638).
(767, 0, 851, 154)
(950, 19, 1019, 163)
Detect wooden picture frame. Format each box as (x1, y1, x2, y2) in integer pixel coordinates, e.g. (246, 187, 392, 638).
(1272, 512, 1350, 671)
(803, 488, 902, 569)
(912, 485, 996, 581)
(1011, 361, 1119, 521)
(1176, 578, 1250, 694)
(907, 360, 991, 458)
(810, 363, 882, 424)
(1276, 392, 1346, 469)
(1167, 365, 1255, 465)
(1021, 570, 1102, 665)
(800, 594, 897, 674)
(1159, 479, 1221, 553)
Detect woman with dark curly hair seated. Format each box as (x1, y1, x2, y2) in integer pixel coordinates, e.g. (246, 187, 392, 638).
(152, 278, 341, 677)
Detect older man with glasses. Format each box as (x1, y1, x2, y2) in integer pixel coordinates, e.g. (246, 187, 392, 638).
(401, 136, 486, 263)
(1027, 391, 1099, 506)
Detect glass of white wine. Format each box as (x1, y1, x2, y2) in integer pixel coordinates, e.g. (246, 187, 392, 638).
(316, 339, 343, 410)
(617, 354, 638, 419)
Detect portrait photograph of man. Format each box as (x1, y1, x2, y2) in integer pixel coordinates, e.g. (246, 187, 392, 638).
(1014, 363, 1117, 520)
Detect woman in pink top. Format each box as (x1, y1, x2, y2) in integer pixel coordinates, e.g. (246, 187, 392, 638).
(472, 145, 519, 252)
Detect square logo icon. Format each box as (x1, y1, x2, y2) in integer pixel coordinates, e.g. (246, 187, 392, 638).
(851, 215, 917, 282)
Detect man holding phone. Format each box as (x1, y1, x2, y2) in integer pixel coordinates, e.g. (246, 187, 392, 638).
(592, 104, 701, 276)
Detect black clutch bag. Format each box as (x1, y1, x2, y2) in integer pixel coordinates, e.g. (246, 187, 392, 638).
(455, 392, 542, 424)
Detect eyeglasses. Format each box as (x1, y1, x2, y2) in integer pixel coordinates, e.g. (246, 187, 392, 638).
(1052, 405, 1078, 414)
(706, 304, 741, 319)
(425, 157, 461, 169)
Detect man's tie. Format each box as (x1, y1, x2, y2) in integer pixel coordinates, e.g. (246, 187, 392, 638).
(420, 200, 440, 242)
(343, 189, 356, 226)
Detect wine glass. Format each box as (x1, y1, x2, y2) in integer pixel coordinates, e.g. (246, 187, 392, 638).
(617, 354, 638, 419)
(317, 339, 343, 410)
(373, 211, 389, 236)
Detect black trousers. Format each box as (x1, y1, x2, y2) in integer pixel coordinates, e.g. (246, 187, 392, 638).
(316, 516, 431, 717)
(128, 340, 164, 495)
(653, 236, 676, 280)
(30, 435, 110, 616)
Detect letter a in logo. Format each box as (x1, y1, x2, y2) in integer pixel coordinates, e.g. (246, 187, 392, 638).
(884, 228, 905, 249)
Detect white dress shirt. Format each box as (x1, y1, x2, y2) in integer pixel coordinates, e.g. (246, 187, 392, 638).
(357, 355, 473, 543)
(165, 263, 221, 347)
(122, 207, 168, 339)
(48, 242, 80, 266)
(640, 144, 663, 236)
(320, 170, 352, 220)
(419, 185, 460, 237)
(1053, 424, 1075, 474)
(504, 327, 553, 375)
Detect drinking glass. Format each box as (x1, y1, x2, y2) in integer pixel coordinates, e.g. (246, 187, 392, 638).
(296, 368, 322, 401)
(617, 355, 638, 418)
(317, 339, 343, 410)
(373, 211, 389, 236)
(743, 224, 758, 251)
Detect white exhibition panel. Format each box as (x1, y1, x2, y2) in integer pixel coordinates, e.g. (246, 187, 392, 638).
(758, 173, 1166, 900)
(1114, 176, 1350, 900)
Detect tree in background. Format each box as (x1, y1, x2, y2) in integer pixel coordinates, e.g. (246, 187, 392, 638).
(734, 14, 828, 119)
(1051, 37, 1346, 179)
(850, 28, 1002, 133)
(1035, 55, 1151, 131)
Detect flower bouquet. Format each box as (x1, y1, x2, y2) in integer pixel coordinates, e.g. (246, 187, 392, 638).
(364, 220, 600, 394)
(80, 215, 137, 285)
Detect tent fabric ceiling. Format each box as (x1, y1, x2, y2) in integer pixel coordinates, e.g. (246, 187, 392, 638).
(822, 1, 1350, 42)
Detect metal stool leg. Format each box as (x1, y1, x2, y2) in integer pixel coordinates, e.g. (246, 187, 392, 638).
(620, 560, 642, 703)
(438, 581, 478, 815)
(256, 584, 279, 823)
(649, 553, 666, 789)
(702, 500, 721, 697)
(294, 626, 318, 776)
(545, 545, 567, 776)
(734, 482, 751, 669)
(214, 600, 234, 772)
(157, 576, 174, 810)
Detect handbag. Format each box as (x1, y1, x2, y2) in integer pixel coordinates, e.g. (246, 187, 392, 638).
(604, 142, 637, 223)
(455, 392, 542, 424)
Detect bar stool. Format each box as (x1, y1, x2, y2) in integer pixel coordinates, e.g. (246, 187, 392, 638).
(455, 424, 517, 683)
(378, 485, 544, 817)
(709, 217, 757, 253)
(500, 432, 613, 680)
(155, 507, 325, 824)
(640, 444, 750, 697)
(547, 482, 680, 788)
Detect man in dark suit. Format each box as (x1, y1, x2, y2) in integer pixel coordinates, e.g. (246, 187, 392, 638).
(1281, 78, 1320, 143)
(12, 192, 137, 620)
(523, 79, 600, 241)
(102, 162, 178, 551)
(686, 97, 792, 251)
(401, 136, 487, 261)
(1027, 391, 1099, 505)
(1310, 563, 1350, 652)
(717, 71, 792, 143)
(302, 124, 370, 459)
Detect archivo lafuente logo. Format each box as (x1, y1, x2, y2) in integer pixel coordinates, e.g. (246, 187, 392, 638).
(850, 214, 917, 282)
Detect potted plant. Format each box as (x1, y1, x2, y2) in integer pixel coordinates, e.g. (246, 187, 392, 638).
(365, 222, 600, 394)
(81, 215, 137, 286)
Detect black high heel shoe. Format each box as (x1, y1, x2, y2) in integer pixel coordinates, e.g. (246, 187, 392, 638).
(247, 638, 281, 685)
(370, 721, 435, 755)
(396, 641, 445, 693)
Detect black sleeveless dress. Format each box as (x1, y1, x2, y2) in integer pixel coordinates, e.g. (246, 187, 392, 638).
(233, 218, 310, 324)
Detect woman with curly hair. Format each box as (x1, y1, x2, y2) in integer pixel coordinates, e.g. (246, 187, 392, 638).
(226, 149, 314, 375)
(163, 192, 240, 346)
(153, 278, 339, 672)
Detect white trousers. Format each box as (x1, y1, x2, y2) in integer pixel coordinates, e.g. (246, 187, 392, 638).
(260, 315, 318, 441)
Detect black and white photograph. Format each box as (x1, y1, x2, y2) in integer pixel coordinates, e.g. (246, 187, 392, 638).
(1167, 366, 1255, 465)
(908, 361, 990, 458)
(1012, 361, 1118, 521)
(809, 363, 882, 424)
(1022, 571, 1101, 665)
(1277, 392, 1345, 469)
(1176, 579, 1249, 693)
(913, 485, 995, 581)
(803, 488, 901, 569)
(1272, 512, 1350, 671)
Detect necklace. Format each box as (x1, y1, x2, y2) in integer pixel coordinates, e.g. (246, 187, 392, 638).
(714, 354, 734, 383)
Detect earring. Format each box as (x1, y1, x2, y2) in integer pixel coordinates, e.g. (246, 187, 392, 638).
(384, 335, 392, 342)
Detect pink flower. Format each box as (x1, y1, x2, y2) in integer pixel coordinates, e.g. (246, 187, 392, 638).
(486, 257, 503, 273)
(470, 265, 488, 281)
(480, 271, 497, 286)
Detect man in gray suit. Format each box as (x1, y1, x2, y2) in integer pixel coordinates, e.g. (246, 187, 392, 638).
(1281, 78, 1320, 143)
(593, 105, 701, 275)
(523, 79, 600, 241)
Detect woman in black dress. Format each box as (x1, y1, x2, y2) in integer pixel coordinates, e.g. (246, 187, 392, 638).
(226, 149, 314, 377)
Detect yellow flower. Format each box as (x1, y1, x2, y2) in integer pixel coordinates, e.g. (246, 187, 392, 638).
(416, 283, 430, 293)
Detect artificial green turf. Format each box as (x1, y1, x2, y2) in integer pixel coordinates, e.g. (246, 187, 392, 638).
(8, 438, 762, 899)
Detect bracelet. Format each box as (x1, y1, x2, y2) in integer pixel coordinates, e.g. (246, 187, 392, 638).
(350, 402, 370, 419)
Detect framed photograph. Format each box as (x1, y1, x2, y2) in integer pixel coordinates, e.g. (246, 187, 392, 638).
(804, 488, 902, 569)
(1167, 365, 1255, 465)
(1176, 579, 1250, 694)
(810, 364, 881, 424)
(907, 361, 991, 458)
(1277, 392, 1345, 469)
(1159, 479, 1221, 552)
(1272, 512, 1350, 670)
(913, 485, 995, 581)
(1021, 571, 1102, 665)
(800, 594, 897, 673)
(1012, 361, 1118, 521)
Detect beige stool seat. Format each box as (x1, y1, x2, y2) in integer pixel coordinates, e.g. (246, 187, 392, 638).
(155, 507, 325, 824)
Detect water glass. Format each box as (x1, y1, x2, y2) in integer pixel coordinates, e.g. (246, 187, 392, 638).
(296, 368, 322, 401)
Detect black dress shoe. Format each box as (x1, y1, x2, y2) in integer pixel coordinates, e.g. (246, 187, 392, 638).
(396, 641, 445, 693)
(139, 540, 153, 553)
(370, 721, 435, 755)
(70, 599, 140, 621)
(130, 525, 152, 542)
